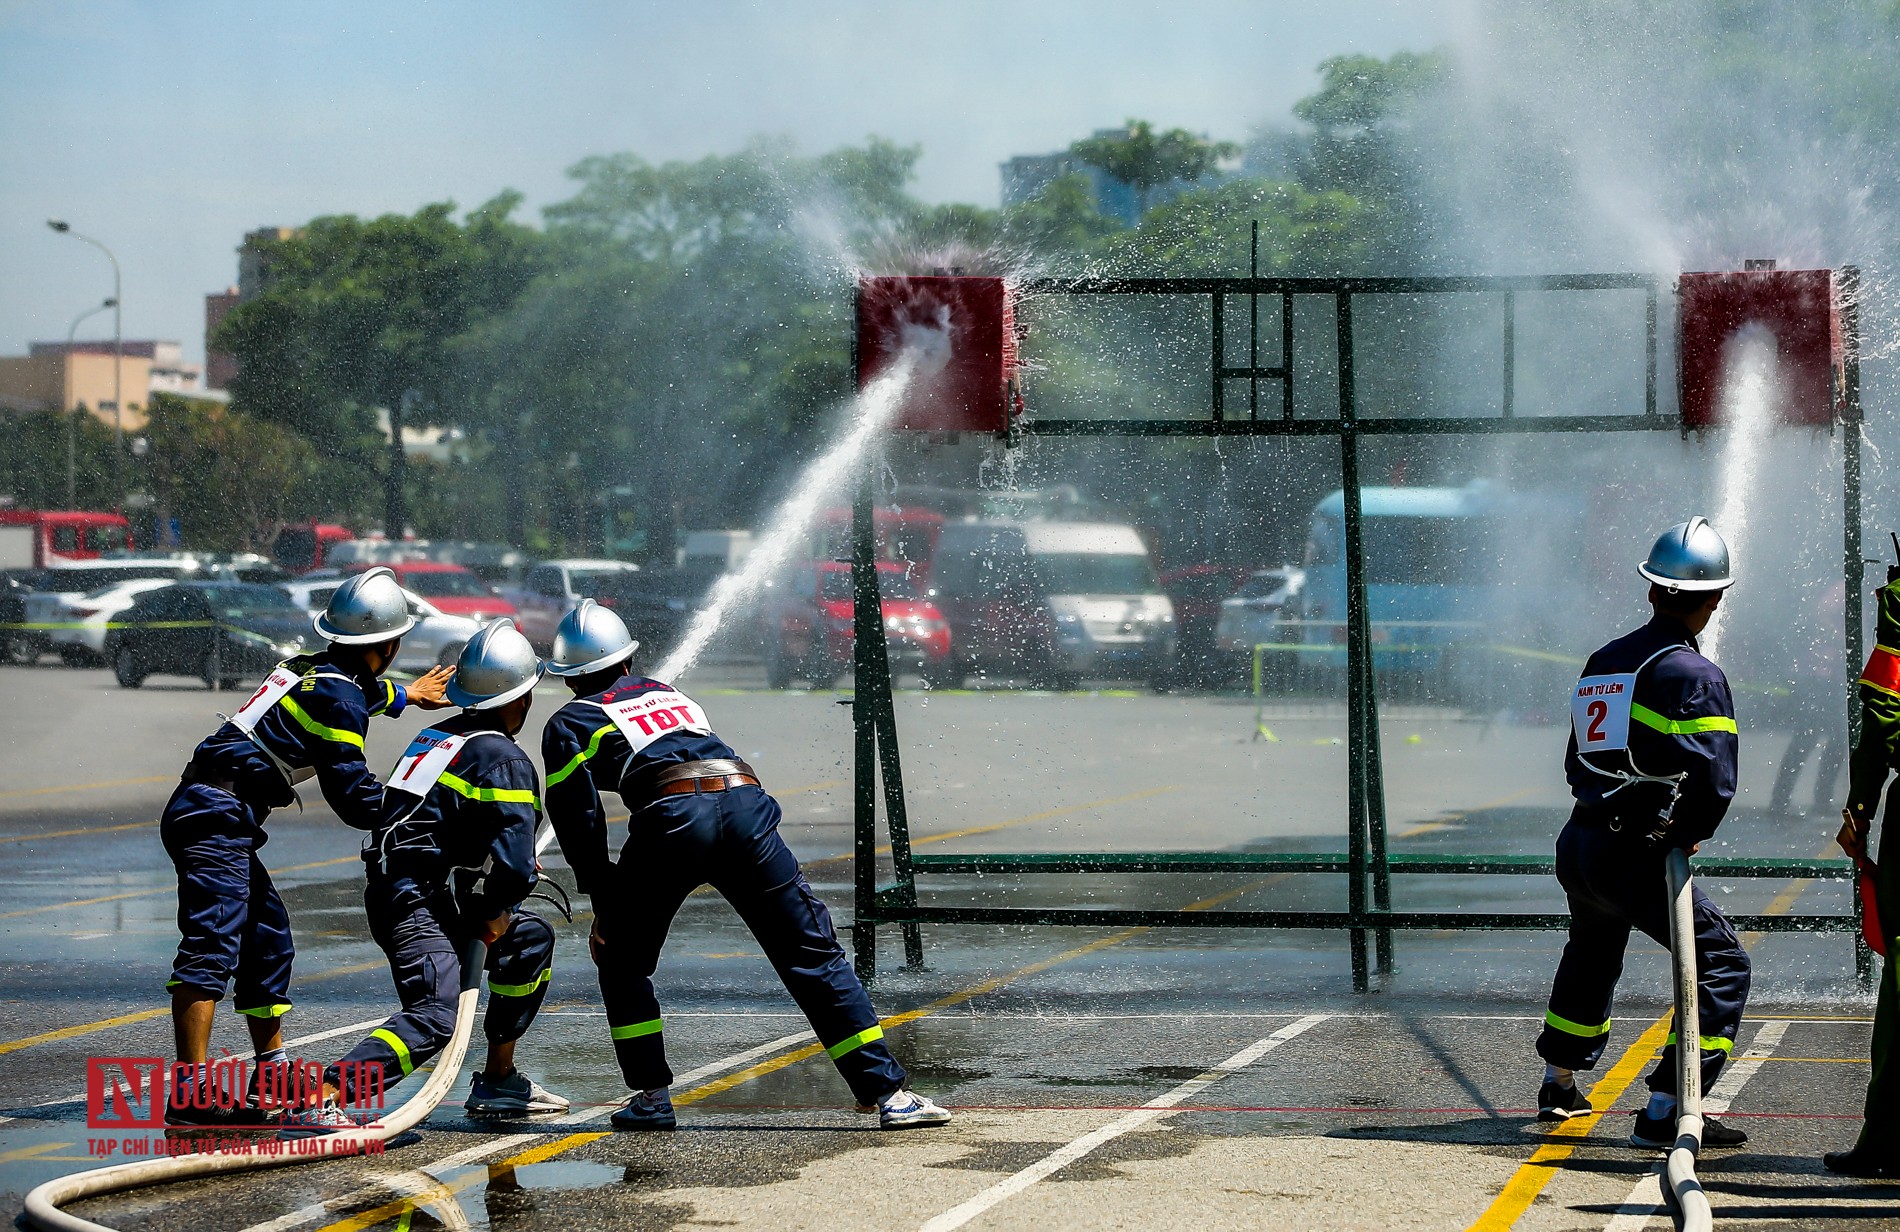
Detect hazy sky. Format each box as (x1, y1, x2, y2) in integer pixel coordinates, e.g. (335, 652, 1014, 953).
(1, 1, 1450, 367)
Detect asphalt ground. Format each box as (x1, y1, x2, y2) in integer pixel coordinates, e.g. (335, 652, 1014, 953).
(0, 660, 1888, 1231)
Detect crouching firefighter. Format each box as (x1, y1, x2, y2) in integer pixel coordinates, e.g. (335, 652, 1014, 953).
(1824, 554, 1900, 1178)
(541, 601, 950, 1130)
(162, 567, 452, 1127)
(1532, 517, 1750, 1149)
(282, 620, 566, 1135)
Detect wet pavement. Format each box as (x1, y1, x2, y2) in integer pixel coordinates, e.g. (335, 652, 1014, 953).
(0, 662, 1889, 1230)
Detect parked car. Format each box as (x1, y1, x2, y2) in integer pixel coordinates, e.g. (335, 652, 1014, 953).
(759, 561, 952, 689)
(355, 561, 517, 622)
(19, 560, 202, 665)
(1159, 564, 1257, 686)
(1213, 567, 1307, 686)
(107, 582, 315, 690)
(593, 563, 727, 672)
(1, 570, 38, 665)
(508, 559, 641, 650)
(271, 522, 354, 574)
(46, 576, 180, 664)
(280, 578, 479, 673)
(931, 521, 1175, 689)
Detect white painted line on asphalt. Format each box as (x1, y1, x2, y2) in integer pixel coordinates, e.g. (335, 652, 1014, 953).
(0, 1016, 387, 1128)
(916, 1014, 1331, 1232)
(1599, 1020, 1790, 1231)
(236, 1028, 817, 1232)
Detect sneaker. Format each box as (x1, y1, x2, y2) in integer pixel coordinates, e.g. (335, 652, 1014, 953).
(1630, 1107, 1748, 1149)
(466, 1071, 570, 1118)
(1824, 1147, 1900, 1178)
(877, 1088, 951, 1129)
(1537, 1081, 1590, 1122)
(610, 1088, 676, 1131)
(278, 1100, 359, 1139)
(165, 1100, 256, 1129)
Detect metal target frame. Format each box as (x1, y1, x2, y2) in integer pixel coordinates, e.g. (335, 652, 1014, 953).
(845, 242, 1868, 992)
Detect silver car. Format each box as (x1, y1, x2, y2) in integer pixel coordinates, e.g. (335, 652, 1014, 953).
(279, 579, 480, 673)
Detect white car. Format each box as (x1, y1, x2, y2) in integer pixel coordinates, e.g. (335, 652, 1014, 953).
(279, 579, 480, 673)
(48, 577, 180, 662)
(508, 559, 641, 650)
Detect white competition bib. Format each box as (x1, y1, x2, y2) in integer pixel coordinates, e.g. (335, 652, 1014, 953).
(1571, 673, 1636, 753)
(598, 688, 712, 756)
(386, 729, 476, 803)
(228, 660, 351, 786)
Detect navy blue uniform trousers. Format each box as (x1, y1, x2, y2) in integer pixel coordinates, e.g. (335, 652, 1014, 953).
(595, 784, 906, 1105)
(329, 889, 554, 1103)
(160, 781, 294, 1016)
(1537, 819, 1751, 1094)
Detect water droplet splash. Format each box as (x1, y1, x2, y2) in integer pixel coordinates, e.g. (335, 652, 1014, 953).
(1701, 322, 1782, 662)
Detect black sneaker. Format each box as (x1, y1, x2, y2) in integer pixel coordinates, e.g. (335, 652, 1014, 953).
(1630, 1107, 1748, 1149)
(1537, 1081, 1590, 1121)
(1824, 1147, 1900, 1178)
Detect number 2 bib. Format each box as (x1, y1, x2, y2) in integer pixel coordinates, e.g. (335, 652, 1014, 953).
(1571, 673, 1637, 752)
(596, 688, 713, 755)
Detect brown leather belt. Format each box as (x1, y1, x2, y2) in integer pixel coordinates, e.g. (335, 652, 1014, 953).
(652, 758, 761, 796)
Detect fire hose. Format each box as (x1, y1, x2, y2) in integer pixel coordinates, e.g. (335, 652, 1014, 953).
(22, 937, 487, 1232)
(1662, 848, 1713, 1232)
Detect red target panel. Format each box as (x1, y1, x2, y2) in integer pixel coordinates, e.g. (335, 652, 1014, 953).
(857, 276, 1018, 434)
(1679, 268, 1841, 430)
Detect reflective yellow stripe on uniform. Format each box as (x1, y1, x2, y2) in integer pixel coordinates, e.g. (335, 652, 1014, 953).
(1629, 703, 1738, 736)
(276, 695, 365, 748)
(438, 772, 541, 810)
(1664, 1031, 1735, 1053)
(825, 1024, 884, 1060)
(237, 1003, 292, 1019)
(488, 969, 551, 998)
(1542, 1009, 1612, 1038)
(546, 725, 615, 788)
(610, 1018, 663, 1041)
(371, 1028, 414, 1075)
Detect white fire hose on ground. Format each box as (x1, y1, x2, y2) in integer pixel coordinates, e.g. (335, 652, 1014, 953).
(1663, 848, 1713, 1232)
(23, 938, 487, 1232)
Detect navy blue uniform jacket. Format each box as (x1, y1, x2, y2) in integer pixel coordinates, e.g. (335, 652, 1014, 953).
(541, 674, 738, 896)
(1564, 614, 1738, 847)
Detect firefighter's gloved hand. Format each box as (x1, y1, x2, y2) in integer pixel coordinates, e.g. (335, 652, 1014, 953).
(477, 910, 511, 946)
(407, 665, 456, 710)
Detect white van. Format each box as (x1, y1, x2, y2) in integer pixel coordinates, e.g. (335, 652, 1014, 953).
(930, 521, 1175, 688)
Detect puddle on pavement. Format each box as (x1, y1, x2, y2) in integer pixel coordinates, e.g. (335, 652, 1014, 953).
(486, 1159, 625, 1189)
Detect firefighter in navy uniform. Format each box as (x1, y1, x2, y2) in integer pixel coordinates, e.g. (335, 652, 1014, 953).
(540, 601, 950, 1130)
(283, 619, 566, 1135)
(161, 567, 452, 1126)
(1533, 518, 1751, 1150)
(1825, 562, 1900, 1177)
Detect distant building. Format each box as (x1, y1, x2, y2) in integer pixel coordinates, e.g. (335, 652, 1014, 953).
(204, 287, 239, 390)
(30, 340, 202, 395)
(0, 349, 156, 428)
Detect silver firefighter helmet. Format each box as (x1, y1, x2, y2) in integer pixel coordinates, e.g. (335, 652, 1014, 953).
(1637, 517, 1734, 592)
(546, 599, 639, 678)
(446, 619, 544, 710)
(314, 566, 418, 644)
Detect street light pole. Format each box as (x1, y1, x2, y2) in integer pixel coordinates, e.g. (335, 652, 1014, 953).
(64, 297, 116, 506)
(46, 220, 123, 502)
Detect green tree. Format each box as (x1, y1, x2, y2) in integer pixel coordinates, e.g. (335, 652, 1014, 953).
(0, 407, 120, 511)
(1070, 121, 1240, 220)
(214, 195, 544, 536)
(143, 394, 317, 551)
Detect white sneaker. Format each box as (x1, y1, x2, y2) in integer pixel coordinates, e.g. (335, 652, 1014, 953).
(878, 1088, 951, 1129)
(466, 1071, 570, 1117)
(277, 1100, 358, 1139)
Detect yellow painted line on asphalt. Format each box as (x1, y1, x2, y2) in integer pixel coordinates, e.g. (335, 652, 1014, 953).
(0, 855, 357, 921)
(0, 1141, 71, 1164)
(1466, 834, 1831, 1230)
(1752, 1056, 1867, 1064)
(0, 819, 156, 845)
(1394, 787, 1538, 841)
(316, 873, 1284, 1232)
(0, 1007, 171, 1056)
(1464, 1014, 1673, 1232)
(0, 774, 172, 801)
